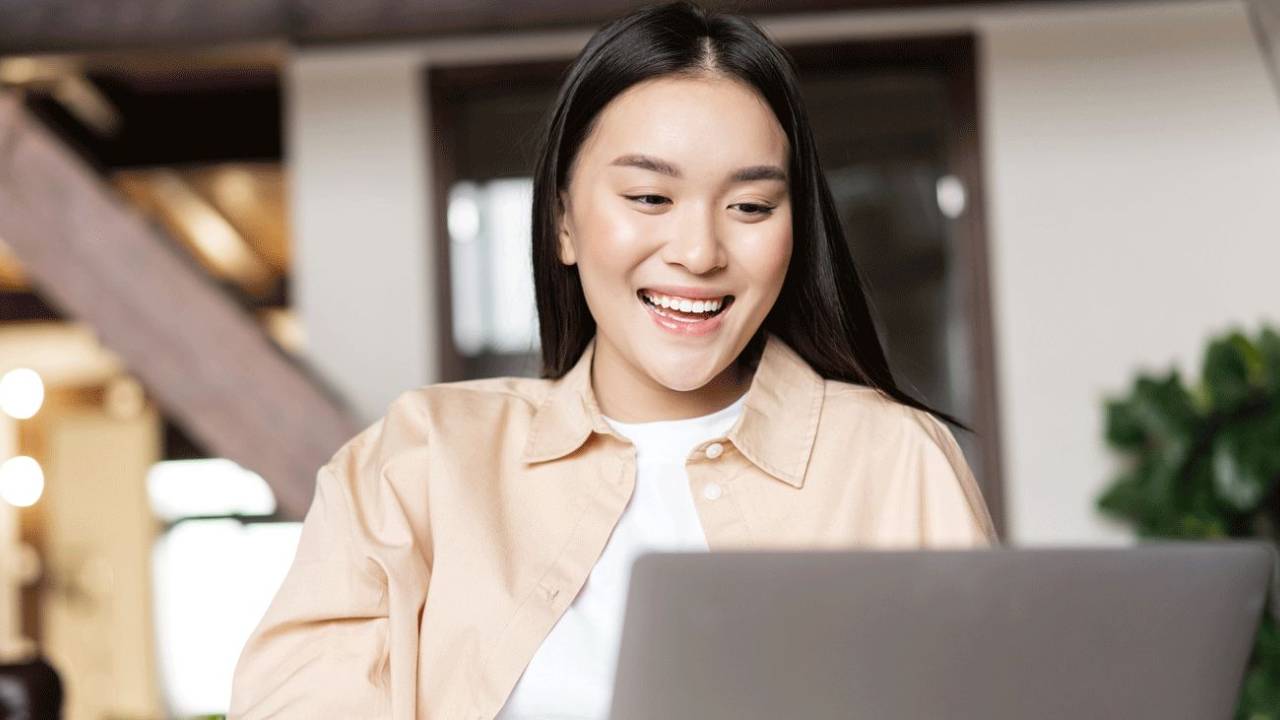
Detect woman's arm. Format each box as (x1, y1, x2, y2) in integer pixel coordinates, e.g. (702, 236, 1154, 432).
(228, 416, 431, 719)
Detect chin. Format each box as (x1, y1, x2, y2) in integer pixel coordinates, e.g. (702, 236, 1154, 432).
(642, 352, 727, 393)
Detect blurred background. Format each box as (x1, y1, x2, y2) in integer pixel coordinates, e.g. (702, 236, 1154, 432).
(0, 0, 1277, 717)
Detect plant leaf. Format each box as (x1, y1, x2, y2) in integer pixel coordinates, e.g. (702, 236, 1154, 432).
(1259, 328, 1280, 394)
(1110, 372, 1198, 449)
(1213, 429, 1267, 513)
(1205, 331, 1257, 413)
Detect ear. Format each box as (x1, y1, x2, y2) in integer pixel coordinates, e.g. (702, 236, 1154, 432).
(556, 191, 577, 266)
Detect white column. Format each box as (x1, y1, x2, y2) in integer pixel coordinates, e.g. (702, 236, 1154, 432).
(286, 51, 439, 425)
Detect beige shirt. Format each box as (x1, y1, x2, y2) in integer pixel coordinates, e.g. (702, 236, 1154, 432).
(229, 333, 999, 720)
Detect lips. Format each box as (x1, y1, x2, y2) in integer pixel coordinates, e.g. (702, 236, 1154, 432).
(636, 288, 735, 336)
(637, 289, 733, 317)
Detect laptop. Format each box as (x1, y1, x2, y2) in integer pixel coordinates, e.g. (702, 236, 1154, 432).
(608, 542, 1276, 720)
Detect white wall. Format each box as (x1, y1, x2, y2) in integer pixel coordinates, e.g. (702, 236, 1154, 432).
(286, 56, 436, 425)
(979, 0, 1280, 544)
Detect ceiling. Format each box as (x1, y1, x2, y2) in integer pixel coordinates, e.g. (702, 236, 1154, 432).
(0, 0, 1097, 54)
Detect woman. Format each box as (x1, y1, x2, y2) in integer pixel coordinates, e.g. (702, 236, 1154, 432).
(229, 2, 998, 718)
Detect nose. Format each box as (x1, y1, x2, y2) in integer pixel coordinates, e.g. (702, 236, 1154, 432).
(659, 203, 727, 275)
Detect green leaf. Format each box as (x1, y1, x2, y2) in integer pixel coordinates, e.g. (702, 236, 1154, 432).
(1259, 328, 1280, 393)
(1105, 372, 1198, 451)
(1105, 397, 1147, 450)
(1205, 332, 1259, 413)
(1215, 411, 1280, 515)
(1238, 615, 1280, 718)
(1172, 512, 1227, 538)
(1097, 473, 1145, 522)
(1148, 438, 1195, 518)
(1214, 430, 1269, 512)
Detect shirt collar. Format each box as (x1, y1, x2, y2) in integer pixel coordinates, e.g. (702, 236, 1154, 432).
(522, 333, 824, 489)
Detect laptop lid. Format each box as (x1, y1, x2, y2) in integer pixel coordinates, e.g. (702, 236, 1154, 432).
(608, 542, 1275, 720)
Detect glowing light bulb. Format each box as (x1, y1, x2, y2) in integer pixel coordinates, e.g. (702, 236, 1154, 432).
(935, 174, 967, 220)
(0, 368, 44, 419)
(0, 456, 44, 507)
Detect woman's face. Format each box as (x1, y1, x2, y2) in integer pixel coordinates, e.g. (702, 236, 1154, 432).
(557, 73, 793, 404)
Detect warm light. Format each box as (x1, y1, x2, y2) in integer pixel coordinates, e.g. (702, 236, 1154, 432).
(0, 367, 44, 419)
(0, 58, 40, 84)
(0, 456, 45, 507)
(208, 167, 259, 209)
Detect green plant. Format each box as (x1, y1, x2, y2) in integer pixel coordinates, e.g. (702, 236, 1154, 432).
(1097, 325, 1280, 719)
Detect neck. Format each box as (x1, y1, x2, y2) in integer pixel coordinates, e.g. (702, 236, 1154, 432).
(590, 341, 752, 423)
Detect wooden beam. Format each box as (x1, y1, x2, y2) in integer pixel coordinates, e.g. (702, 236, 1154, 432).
(0, 0, 1102, 54)
(0, 93, 359, 519)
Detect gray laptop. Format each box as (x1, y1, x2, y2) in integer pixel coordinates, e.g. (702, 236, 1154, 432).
(608, 542, 1275, 720)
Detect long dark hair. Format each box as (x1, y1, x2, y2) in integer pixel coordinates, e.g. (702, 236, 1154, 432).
(531, 0, 965, 428)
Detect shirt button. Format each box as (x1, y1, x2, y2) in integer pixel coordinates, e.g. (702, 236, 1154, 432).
(704, 442, 724, 460)
(703, 482, 723, 501)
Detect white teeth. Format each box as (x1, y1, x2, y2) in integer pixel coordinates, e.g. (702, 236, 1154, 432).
(641, 291, 727, 314)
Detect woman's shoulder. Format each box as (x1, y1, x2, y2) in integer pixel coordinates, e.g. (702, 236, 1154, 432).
(393, 375, 554, 419)
(814, 377, 973, 477)
(817, 378, 997, 545)
(818, 377, 946, 440)
(325, 375, 555, 476)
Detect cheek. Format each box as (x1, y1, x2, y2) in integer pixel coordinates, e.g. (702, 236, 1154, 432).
(571, 196, 651, 287)
(738, 220, 793, 295)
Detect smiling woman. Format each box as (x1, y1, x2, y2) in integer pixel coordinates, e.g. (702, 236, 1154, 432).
(530, 6, 968, 431)
(553, 73, 794, 414)
(228, 2, 998, 719)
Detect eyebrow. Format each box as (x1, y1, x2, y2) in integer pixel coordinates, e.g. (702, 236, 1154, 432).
(609, 153, 787, 183)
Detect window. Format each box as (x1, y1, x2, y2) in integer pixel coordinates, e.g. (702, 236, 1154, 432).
(148, 458, 300, 717)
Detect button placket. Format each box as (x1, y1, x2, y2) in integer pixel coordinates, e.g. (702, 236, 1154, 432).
(472, 449, 636, 719)
(694, 441, 727, 501)
(690, 457, 754, 549)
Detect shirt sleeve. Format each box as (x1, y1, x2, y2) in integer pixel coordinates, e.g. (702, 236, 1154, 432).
(228, 419, 431, 720)
(907, 408, 1001, 549)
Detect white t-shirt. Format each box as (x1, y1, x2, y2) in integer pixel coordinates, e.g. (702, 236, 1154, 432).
(494, 393, 747, 719)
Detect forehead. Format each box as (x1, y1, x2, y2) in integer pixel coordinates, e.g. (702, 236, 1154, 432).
(579, 74, 789, 173)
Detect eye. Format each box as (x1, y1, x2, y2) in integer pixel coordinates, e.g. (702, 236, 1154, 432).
(731, 202, 776, 216)
(624, 194, 671, 208)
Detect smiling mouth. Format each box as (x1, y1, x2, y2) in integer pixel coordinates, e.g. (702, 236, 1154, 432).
(637, 289, 735, 322)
